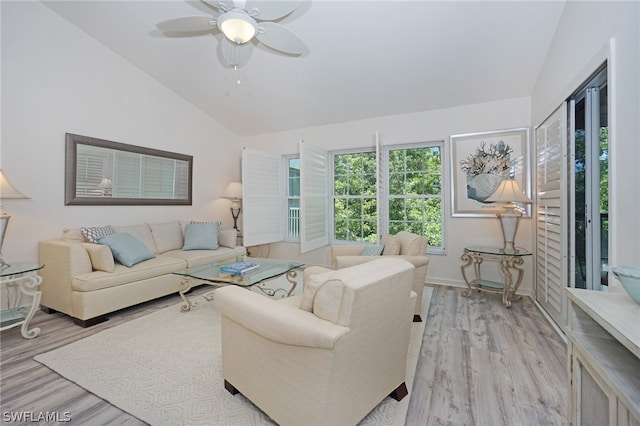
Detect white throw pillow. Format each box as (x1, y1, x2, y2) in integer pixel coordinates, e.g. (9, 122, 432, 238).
(82, 243, 115, 273)
(380, 233, 400, 255)
(219, 229, 237, 248)
(299, 271, 331, 312)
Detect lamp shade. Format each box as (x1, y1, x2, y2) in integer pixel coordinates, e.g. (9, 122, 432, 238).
(97, 178, 112, 190)
(485, 178, 531, 204)
(0, 170, 29, 201)
(222, 182, 242, 201)
(217, 11, 257, 44)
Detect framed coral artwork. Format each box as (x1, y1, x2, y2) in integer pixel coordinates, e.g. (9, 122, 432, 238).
(450, 127, 530, 217)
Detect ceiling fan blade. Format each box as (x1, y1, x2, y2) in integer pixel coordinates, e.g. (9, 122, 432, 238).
(245, 1, 301, 21)
(156, 16, 216, 32)
(256, 22, 306, 55)
(220, 38, 253, 67)
(203, 1, 235, 13)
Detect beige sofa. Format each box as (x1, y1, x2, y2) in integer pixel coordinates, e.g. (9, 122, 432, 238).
(38, 221, 245, 327)
(331, 231, 429, 322)
(214, 258, 417, 426)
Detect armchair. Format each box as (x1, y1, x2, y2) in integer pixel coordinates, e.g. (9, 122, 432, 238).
(213, 258, 416, 426)
(331, 231, 429, 321)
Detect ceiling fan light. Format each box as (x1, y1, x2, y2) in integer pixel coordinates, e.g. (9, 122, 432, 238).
(217, 11, 257, 44)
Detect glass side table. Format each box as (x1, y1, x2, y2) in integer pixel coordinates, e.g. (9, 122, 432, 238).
(460, 246, 532, 307)
(1, 262, 45, 339)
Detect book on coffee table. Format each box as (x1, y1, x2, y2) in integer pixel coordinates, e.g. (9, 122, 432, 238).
(219, 261, 260, 276)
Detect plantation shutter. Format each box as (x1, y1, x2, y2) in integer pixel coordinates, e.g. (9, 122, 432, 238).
(141, 156, 176, 199)
(113, 151, 141, 198)
(242, 148, 284, 246)
(299, 141, 328, 253)
(75, 146, 109, 196)
(534, 103, 569, 326)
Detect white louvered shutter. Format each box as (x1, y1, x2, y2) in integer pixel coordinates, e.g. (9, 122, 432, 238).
(299, 141, 328, 253)
(535, 103, 569, 326)
(242, 148, 284, 246)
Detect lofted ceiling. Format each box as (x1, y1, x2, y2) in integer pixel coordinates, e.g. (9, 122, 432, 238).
(44, 1, 566, 136)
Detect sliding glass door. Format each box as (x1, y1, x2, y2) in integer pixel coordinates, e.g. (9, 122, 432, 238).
(535, 64, 608, 326)
(571, 67, 608, 291)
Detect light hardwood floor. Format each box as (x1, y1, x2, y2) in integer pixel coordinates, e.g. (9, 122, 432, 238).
(1, 285, 567, 425)
(407, 285, 568, 426)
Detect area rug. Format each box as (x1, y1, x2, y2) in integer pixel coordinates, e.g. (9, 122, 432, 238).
(35, 290, 429, 425)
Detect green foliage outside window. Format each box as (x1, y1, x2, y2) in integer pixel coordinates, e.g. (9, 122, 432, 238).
(333, 145, 444, 248)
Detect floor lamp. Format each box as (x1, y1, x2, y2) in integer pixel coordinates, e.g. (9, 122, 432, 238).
(0, 170, 30, 270)
(222, 182, 242, 231)
(485, 177, 532, 254)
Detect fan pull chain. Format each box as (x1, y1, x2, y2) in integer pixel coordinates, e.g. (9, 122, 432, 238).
(234, 65, 242, 85)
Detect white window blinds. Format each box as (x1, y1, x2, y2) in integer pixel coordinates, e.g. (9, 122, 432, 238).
(76, 147, 110, 196)
(242, 148, 284, 246)
(299, 141, 328, 253)
(535, 103, 568, 326)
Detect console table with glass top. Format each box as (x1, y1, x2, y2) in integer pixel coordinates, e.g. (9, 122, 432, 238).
(1, 262, 45, 339)
(173, 257, 304, 312)
(460, 246, 531, 307)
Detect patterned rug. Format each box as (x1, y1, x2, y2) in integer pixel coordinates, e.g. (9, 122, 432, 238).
(35, 291, 429, 425)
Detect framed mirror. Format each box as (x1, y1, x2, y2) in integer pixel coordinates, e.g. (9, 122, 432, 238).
(65, 133, 193, 205)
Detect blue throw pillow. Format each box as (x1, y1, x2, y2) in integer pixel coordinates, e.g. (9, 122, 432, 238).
(361, 244, 385, 256)
(98, 233, 155, 267)
(182, 222, 220, 250)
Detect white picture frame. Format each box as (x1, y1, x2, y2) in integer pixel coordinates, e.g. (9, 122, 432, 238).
(450, 127, 530, 217)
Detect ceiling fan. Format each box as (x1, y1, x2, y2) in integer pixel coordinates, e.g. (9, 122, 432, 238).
(157, 1, 307, 68)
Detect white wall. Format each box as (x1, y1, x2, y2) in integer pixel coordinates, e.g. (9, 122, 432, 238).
(0, 2, 243, 262)
(242, 97, 534, 292)
(531, 1, 640, 292)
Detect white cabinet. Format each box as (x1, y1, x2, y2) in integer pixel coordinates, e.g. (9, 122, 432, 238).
(566, 288, 640, 426)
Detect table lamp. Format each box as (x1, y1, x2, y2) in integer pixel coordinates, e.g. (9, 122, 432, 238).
(222, 182, 242, 231)
(97, 178, 113, 196)
(485, 177, 532, 254)
(0, 170, 30, 270)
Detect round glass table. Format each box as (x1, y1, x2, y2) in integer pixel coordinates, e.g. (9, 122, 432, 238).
(1, 262, 45, 338)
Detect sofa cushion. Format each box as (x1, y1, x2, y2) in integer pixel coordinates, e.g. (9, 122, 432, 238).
(81, 225, 114, 243)
(72, 255, 187, 292)
(150, 221, 184, 253)
(98, 233, 156, 267)
(381, 233, 400, 255)
(183, 222, 220, 250)
(165, 246, 246, 268)
(111, 224, 158, 254)
(81, 243, 115, 273)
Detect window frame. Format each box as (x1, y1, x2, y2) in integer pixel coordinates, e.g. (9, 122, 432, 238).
(330, 148, 379, 243)
(284, 154, 301, 242)
(383, 141, 446, 254)
(329, 141, 446, 255)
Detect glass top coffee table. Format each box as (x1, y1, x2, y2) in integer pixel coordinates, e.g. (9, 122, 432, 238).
(173, 257, 304, 312)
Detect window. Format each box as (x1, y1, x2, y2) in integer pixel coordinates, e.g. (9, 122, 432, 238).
(331, 142, 445, 253)
(333, 151, 378, 242)
(252, 141, 445, 254)
(286, 156, 300, 239)
(386, 144, 443, 248)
